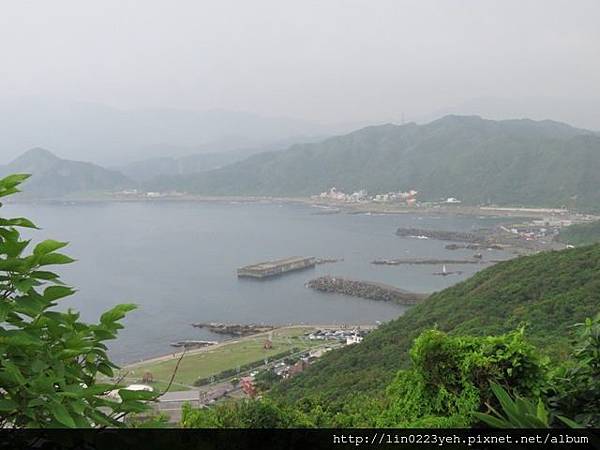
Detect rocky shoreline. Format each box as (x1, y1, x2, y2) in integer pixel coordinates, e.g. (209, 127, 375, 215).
(306, 276, 428, 305)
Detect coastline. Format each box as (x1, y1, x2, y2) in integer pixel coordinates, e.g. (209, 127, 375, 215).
(122, 323, 377, 369)
(10, 192, 599, 221)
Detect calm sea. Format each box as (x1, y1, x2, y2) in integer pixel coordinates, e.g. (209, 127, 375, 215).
(7, 201, 511, 363)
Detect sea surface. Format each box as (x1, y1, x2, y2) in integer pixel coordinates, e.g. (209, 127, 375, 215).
(7, 201, 513, 363)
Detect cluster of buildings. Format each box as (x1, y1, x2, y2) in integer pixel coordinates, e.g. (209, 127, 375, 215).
(499, 217, 571, 241)
(314, 187, 418, 205)
(116, 189, 184, 199)
(307, 328, 369, 345)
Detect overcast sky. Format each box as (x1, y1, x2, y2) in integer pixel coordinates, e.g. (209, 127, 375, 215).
(1, 0, 599, 126)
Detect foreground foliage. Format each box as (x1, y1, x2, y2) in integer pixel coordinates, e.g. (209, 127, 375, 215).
(378, 329, 547, 427)
(0, 174, 151, 427)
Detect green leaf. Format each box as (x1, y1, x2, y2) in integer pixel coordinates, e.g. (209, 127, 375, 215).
(43, 286, 75, 302)
(97, 362, 114, 377)
(2, 239, 30, 257)
(556, 415, 584, 428)
(49, 401, 76, 428)
(536, 398, 548, 424)
(100, 304, 137, 325)
(34, 240, 69, 256)
(14, 278, 36, 293)
(38, 253, 76, 266)
(118, 388, 156, 402)
(0, 398, 18, 411)
(0, 173, 30, 188)
(31, 270, 60, 281)
(12, 294, 48, 317)
(0, 217, 38, 229)
(473, 412, 510, 428)
(0, 302, 11, 322)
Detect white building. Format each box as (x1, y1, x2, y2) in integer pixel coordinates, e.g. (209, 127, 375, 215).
(346, 334, 364, 345)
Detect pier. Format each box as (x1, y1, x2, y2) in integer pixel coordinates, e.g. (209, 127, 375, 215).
(237, 256, 316, 279)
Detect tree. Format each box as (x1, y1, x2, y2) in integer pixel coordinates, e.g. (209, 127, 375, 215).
(0, 174, 152, 428)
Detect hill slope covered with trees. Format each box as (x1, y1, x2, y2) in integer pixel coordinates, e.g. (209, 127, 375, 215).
(270, 244, 600, 407)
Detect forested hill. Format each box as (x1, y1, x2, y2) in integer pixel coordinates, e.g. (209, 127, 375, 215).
(0, 148, 132, 198)
(270, 244, 600, 406)
(145, 115, 600, 210)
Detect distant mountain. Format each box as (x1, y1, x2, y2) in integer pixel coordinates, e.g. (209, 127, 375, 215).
(0, 98, 335, 164)
(146, 115, 600, 210)
(0, 148, 132, 198)
(116, 151, 251, 183)
(117, 135, 330, 182)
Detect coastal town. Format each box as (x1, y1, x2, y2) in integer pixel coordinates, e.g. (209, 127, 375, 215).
(114, 324, 374, 423)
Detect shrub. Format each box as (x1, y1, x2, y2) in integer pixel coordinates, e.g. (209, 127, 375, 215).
(378, 328, 548, 427)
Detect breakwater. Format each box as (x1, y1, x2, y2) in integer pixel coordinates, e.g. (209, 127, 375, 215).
(396, 227, 489, 243)
(372, 258, 483, 265)
(237, 256, 315, 278)
(306, 276, 427, 305)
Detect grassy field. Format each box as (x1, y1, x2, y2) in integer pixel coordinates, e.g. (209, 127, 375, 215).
(123, 327, 322, 390)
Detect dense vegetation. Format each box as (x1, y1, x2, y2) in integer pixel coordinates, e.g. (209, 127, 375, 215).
(269, 244, 600, 411)
(182, 316, 599, 427)
(558, 220, 600, 246)
(147, 115, 600, 210)
(0, 174, 152, 427)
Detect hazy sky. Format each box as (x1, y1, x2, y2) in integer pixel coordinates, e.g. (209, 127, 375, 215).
(1, 0, 599, 125)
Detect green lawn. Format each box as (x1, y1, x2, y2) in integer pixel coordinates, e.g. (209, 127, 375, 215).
(124, 327, 321, 390)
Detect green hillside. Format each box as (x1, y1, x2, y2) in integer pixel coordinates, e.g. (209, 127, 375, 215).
(270, 244, 600, 407)
(146, 115, 600, 210)
(558, 221, 600, 246)
(0, 148, 132, 198)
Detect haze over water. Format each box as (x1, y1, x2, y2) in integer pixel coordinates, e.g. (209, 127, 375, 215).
(9, 201, 511, 363)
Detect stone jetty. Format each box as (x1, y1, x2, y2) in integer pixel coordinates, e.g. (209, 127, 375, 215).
(396, 227, 489, 243)
(306, 276, 427, 305)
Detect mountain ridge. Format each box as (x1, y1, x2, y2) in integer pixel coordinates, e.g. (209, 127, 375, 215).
(144, 115, 600, 210)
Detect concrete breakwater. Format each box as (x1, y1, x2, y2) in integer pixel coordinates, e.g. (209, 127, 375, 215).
(237, 256, 315, 278)
(306, 276, 427, 305)
(315, 257, 344, 265)
(396, 227, 489, 243)
(192, 322, 275, 336)
(372, 258, 483, 265)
